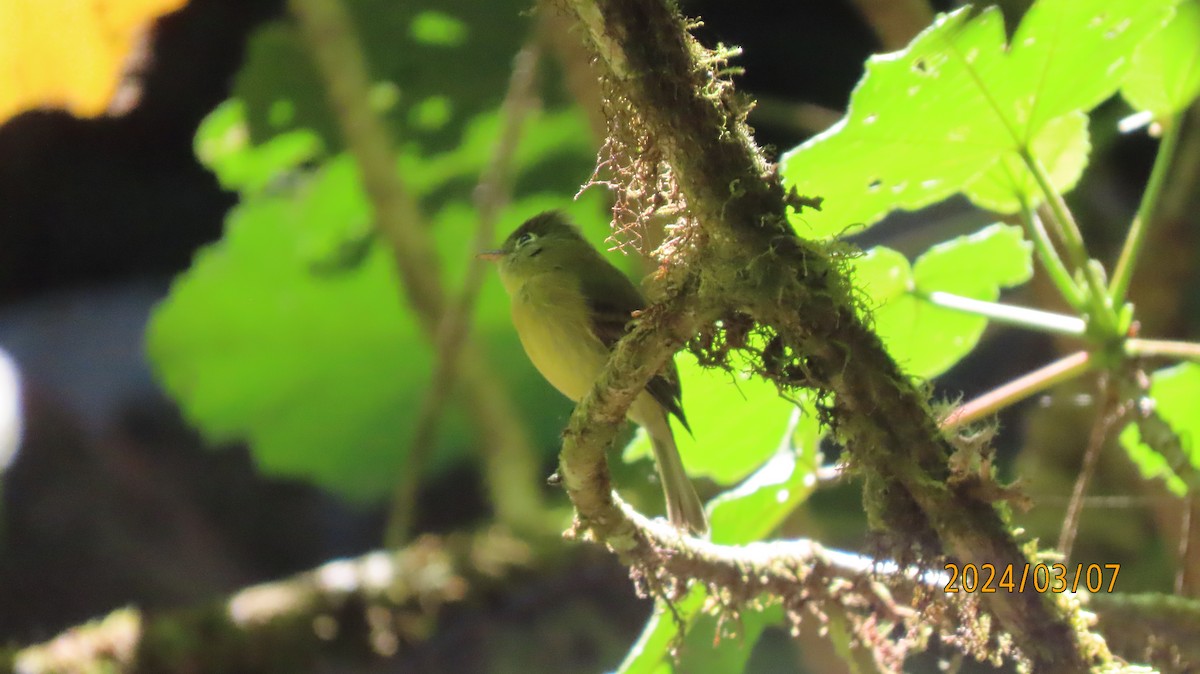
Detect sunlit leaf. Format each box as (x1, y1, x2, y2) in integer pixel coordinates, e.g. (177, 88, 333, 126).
(233, 0, 534, 156)
(964, 112, 1090, 213)
(707, 404, 822, 544)
(194, 100, 324, 195)
(0, 0, 187, 121)
(674, 604, 784, 674)
(150, 130, 614, 500)
(1121, 0, 1200, 118)
(780, 0, 1173, 238)
(617, 588, 705, 674)
(623, 351, 800, 486)
(851, 224, 1033, 378)
(1119, 363, 1200, 496)
(410, 10, 468, 46)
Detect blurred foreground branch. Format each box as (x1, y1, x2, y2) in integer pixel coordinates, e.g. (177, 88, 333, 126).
(2, 530, 533, 674)
(386, 43, 543, 548)
(289, 0, 550, 537)
(5, 528, 1193, 673)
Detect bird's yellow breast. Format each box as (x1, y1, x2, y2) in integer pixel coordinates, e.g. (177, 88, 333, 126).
(509, 274, 610, 403)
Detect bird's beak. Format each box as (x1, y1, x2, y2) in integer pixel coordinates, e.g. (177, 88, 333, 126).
(476, 250, 504, 261)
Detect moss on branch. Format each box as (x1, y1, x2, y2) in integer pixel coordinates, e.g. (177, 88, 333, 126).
(554, 0, 1115, 669)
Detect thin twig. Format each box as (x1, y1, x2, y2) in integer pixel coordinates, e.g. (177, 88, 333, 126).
(940, 351, 1093, 430)
(1177, 497, 1194, 594)
(1057, 375, 1117, 560)
(1125, 337, 1200, 362)
(1109, 114, 1183, 307)
(289, 0, 545, 537)
(7, 530, 534, 673)
(385, 44, 543, 548)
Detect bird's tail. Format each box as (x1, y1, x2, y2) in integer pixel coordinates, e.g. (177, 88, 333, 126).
(650, 428, 708, 536)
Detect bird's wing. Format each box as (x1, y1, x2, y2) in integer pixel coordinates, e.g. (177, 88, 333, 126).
(579, 260, 690, 433)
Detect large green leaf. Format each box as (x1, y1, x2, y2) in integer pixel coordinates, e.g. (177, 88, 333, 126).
(623, 351, 800, 485)
(233, 0, 538, 155)
(152, 101, 614, 500)
(780, 0, 1173, 239)
(149, 157, 419, 498)
(1119, 363, 1200, 496)
(148, 178, 612, 499)
(706, 404, 822, 545)
(1122, 0, 1200, 119)
(850, 223, 1033, 378)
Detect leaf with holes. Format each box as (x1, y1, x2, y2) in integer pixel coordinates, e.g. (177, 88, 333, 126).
(780, 0, 1173, 239)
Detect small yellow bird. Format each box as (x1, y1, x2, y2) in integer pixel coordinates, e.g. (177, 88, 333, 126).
(481, 211, 707, 534)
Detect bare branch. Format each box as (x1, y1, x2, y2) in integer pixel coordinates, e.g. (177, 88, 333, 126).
(289, 0, 548, 536)
(386, 43, 544, 547)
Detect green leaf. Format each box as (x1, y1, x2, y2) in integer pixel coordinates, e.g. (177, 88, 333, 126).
(780, 0, 1173, 238)
(623, 351, 800, 485)
(148, 158, 421, 498)
(674, 604, 784, 674)
(232, 0, 538, 156)
(964, 111, 1090, 213)
(193, 100, 323, 194)
(617, 588, 705, 674)
(707, 404, 822, 545)
(1119, 363, 1200, 496)
(618, 405, 822, 673)
(1122, 0, 1200, 118)
(410, 10, 468, 47)
(150, 130, 615, 500)
(618, 594, 784, 674)
(851, 224, 1033, 378)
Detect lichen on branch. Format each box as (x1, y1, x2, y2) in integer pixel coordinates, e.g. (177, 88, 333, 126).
(552, 0, 1112, 669)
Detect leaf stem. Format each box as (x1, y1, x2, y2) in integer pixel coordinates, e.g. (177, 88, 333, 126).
(1019, 198, 1086, 309)
(1022, 150, 1117, 335)
(940, 351, 1093, 430)
(1109, 115, 1183, 307)
(920, 290, 1086, 337)
(1057, 376, 1117, 560)
(1021, 149, 1090, 271)
(1125, 338, 1200, 362)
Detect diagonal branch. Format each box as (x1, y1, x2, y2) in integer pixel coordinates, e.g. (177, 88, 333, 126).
(289, 0, 548, 536)
(385, 43, 544, 548)
(554, 0, 1109, 670)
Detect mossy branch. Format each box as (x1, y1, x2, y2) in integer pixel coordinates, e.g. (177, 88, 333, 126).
(554, 0, 1115, 669)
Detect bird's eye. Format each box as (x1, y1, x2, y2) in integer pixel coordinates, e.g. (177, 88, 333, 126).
(516, 231, 538, 248)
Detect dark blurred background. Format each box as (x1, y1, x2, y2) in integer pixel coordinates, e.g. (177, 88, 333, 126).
(0, 0, 1193, 671)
